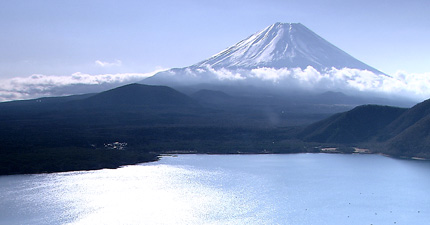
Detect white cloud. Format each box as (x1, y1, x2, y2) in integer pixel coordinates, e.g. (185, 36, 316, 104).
(248, 67, 430, 101)
(1, 66, 429, 103)
(0, 69, 165, 102)
(205, 66, 245, 81)
(250, 67, 291, 82)
(387, 71, 430, 97)
(95, 59, 122, 67)
(200, 66, 430, 101)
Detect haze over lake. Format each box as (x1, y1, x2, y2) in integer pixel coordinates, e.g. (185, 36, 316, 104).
(1, 154, 429, 225)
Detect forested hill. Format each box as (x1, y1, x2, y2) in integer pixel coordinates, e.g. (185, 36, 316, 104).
(299, 100, 430, 159)
(299, 105, 407, 144)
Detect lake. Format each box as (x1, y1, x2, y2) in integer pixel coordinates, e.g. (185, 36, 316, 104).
(0, 153, 429, 225)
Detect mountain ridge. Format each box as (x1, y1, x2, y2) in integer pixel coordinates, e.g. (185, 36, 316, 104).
(299, 99, 430, 158)
(81, 83, 198, 108)
(193, 22, 384, 74)
(299, 105, 407, 144)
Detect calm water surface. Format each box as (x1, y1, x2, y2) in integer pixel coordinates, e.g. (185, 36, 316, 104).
(0, 154, 429, 225)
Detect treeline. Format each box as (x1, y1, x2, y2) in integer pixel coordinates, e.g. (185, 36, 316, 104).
(0, 147, 158, 175)
(0, 123, 327, 175)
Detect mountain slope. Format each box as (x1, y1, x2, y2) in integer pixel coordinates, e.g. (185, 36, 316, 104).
(0, 84, 199, 117)
(194, 22, 383, 73)
(299, 98, 430, 158)
(377, 99, 430, 141)
(379, 99, 430, 158)
(81, 83, 198, 108)
(190, 89, 234, 105)
(385, 114, 430, 158)
(299, 105, 407, 144)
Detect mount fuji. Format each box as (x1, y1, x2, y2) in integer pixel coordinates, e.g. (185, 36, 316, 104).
(194, 22, 383, 72)
(143, 22, 387, 93)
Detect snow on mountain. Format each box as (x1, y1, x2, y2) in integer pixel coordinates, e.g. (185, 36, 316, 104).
(194, 22, 383, 74)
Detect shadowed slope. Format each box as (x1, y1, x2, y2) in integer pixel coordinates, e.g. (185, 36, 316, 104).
(299, 105, 407, 144)
(377, 99, 430, 141)
(381, 99, 430, 158)
(82, 83, 198, 108)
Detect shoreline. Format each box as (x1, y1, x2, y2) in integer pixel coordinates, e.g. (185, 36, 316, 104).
(0, 148, 160, 176)
(2, 151, 429, 176)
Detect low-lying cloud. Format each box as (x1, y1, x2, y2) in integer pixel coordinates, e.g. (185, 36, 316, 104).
(1, 66, 429, 103)
(0, 71, 162, 102)
(206, 66, 430, 101)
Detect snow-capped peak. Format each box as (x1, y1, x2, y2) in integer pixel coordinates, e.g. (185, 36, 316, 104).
(194, 22, 384, 74)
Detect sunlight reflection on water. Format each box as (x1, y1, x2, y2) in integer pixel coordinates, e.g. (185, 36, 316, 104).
(1, 154, 429, 225)
(59, 164, 266, 225)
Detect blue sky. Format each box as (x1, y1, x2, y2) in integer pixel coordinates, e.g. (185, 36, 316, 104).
(0, 0, 429, 79)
